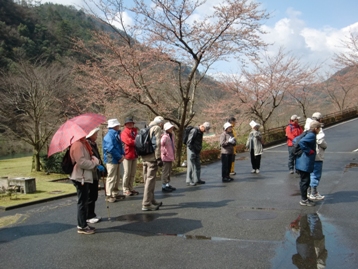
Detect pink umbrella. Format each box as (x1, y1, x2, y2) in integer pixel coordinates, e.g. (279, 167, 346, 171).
(48, 113, 106, 157)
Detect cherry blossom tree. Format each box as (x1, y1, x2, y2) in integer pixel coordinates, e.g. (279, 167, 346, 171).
(76, 0, 269, 164)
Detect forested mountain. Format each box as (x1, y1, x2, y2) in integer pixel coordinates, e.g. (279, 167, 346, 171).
(0, 0, 99, 69)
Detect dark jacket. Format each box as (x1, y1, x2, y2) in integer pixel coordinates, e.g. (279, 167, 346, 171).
(295, 131, 317, 173)
(187, 127, 203, 155)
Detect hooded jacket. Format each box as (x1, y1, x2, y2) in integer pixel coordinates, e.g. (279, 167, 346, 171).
(161, 131, 175, 162)
(295, 131, 317, 173)
(103, 128, 125, 164)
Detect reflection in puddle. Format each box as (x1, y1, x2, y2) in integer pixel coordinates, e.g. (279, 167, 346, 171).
(291, 213, 327, 268)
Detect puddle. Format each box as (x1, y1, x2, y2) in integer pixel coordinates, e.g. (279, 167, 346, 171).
(271, 213, 355, 268)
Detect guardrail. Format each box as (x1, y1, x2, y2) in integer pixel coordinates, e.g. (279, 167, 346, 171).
(262, 106, 358, 147)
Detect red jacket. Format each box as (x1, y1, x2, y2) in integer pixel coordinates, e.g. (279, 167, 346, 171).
(285, 121, 303, 146)
(120, 127, 138, 160)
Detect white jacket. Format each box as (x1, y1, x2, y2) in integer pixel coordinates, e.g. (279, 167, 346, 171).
(304, 118, 327, 161)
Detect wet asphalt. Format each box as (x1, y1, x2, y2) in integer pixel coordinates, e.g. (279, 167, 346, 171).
(1, 119, 358, 268)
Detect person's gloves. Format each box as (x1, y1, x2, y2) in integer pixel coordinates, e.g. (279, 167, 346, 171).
(97, 165, 105, 172)
(157, 158, 163, 167)
(228, 137, 236, 144)
(308, 149, 315, 155)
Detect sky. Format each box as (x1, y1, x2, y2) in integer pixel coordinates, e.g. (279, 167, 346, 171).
(46, 0, 358, 75)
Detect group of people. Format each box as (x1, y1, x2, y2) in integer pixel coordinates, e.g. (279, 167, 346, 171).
(285, 112, 327, 207)
(69, 115, 212, 234)
(69, 111, 327, 234)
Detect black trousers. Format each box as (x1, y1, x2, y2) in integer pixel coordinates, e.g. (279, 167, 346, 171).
(73, 181, 89, 228)
(88, 179, 99, 219)
(250, 149, 261, 170)
(298, 170, 311, 200)
(221, 154, 233, 178)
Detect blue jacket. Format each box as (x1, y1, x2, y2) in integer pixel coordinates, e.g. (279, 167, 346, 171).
(103, 128, 124, 164)
(295, 131, 316, 173)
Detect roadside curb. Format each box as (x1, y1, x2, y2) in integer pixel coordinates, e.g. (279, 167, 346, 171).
(0, 192, 77, 211)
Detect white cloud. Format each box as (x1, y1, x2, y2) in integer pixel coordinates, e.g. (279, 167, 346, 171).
(110, 11, 133, 30)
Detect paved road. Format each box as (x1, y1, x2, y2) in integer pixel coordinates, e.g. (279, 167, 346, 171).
(1, 119, 358, 268)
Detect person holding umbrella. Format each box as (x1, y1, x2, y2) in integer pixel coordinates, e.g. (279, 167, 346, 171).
(70, 136, 104, 234)
(86, 127, 106, 224)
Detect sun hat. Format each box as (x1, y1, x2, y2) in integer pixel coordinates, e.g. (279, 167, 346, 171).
(249, 120, 260, 128)
(223, 122, 232, 131)
(312, 112, 322, 120)
(310, 120, 321, 129)
(124, 117, 135, 125)
(291, 115, 300, 120)
(153, 116, 165, 124)
(203, 122, 211, 131)
(107, 119, 120, 128)
(86, 127, 100, 138)
(164, 122, 175, 131)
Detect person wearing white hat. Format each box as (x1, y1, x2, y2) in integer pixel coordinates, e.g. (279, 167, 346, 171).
(86, 127, 105, 224)
(220, 122, 236, 182)
(102, 119, 125, 203)
(286, 115, 303, 174)
(246, 121, 263, 174)
(303, 112, 327, 200)
(227, 117, 237, 175)
(141, 116, 165, 211)
(160, 122, 176, 192)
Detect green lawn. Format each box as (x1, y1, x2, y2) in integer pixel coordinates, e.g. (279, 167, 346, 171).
(0, 156, 75, 209)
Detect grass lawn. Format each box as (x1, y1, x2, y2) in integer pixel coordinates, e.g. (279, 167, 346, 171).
(0, 156, 75, 209)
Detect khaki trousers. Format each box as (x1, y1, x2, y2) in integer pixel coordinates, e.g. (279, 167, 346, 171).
(122, 158, 138, 192)
(105, 163, 121, 197)
(142, 161, 158, 206)
(161, 161, 172, 184)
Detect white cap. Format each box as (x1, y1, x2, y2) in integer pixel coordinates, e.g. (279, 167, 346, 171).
(312, 112, 322, 120)
(86, 127, 100, 138)
(107, 119, 120, 128)
(153, 116, 165, 124)
(223, 122, 232, 130)
(249, 120, 260, 128)
(164, 122, 174, 131)
(291, 115, 300, 120)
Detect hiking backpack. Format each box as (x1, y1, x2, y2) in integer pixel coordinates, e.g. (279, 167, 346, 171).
(135, 126, 156, 156)
(292, 131, 308, 157)
(183, 126, 194, 145)
(61, 147, 75, 174)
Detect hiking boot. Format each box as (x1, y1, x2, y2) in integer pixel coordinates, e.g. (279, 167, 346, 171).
(168, 185, 176, 191)
(299, 199, 315, 206)
(142, 205, 160, 211)
(162, 186, 173, 192)
(105, 196, 117, 203)
(77, 226, 95, 235)
(309, 193, 325, 200)
(87, 216, 101, 224)
(152, 201, 163, 207)
(124, 191, 133, 196)
(222, 178, 231, 182)
(197, 180, 206, 184)
(289, 170, 294, 174)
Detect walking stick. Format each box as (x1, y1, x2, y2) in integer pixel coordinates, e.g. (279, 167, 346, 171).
(102, 173, 111, 221)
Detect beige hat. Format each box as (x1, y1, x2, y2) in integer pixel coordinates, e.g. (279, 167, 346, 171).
(164, 122, 174, 131)
(86, 127, 100, 138)
(203, 122, 211, 131)
(153, 116, 165, 124)
(312, 112, 322, 120)
(249, 120, 260, 128)
(107, 119, 120, 128)
(291, 115, 300, 120)
(223, 122, 232, 131)
(310, 120, 321, 129)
